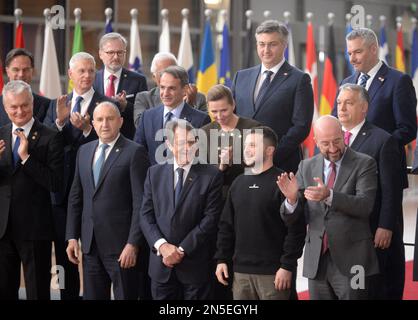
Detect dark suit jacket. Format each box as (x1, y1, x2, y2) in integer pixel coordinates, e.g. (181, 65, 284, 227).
(0, 93, 51, 126)
(140, 163, 223, 284)
(133, 86, 207, 128)
(232, 61, 314, 173)
(134, 103, 211, 165)
(333, 62, 417, 188)
(0, 119, 64, 240)
(43, 90, 112, 205)
(66, 135, 149, 255)
(281, 148, 379, 278)
(94, 68, 148, 139)
(349, 121, 402, 233)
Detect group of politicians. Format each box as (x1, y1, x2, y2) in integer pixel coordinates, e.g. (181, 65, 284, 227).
(0, 19, 417, 301)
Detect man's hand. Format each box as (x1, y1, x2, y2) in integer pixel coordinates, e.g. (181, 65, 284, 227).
(184, 84, 198, 106)
(274, 268, 292, 291)
(159, 243, 184, 268)
(70, 112, 92, 134)
(115, 91, 127, 112)
(66, 239, 80, 265)
(0, 140, 6, 158)
(304, 177, 330, 202)
(118, 243, 138, 268)
(14, 129, 29, 162)
(219, 147, 233, 171)
(56, 95, 70, 126)
(215, 263, 229, 286)
(374, 228, 393, 249)
(276, 172, 299, 205)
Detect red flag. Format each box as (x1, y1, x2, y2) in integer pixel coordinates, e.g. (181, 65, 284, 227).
(319, 24, 337, 116)
(304, 21, 318, 157)
(15, 21, 25, 48)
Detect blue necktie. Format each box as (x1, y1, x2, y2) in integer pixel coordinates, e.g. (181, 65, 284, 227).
(72, 96, 83, 114)
(12, 128, 24, 167)
(358, 73, 370, 88)
(255, 70, 273, 107)
(174, 167, 184, 206)
(93, 144, 109, 186)
(164, 111, 173, 127)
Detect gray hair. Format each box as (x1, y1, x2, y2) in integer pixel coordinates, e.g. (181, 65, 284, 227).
(150, 52, 178, 73)
(339, 83, 370, 105)
(2, 80, 33, 103)
(160, 65, 189, 87)
(255, 20, 289, 44)
(93, 101, 121, 118)
(165, 119, 196, 145)
(346, 28, 378, 47)
(69, 52, 96, 69)
(99, 32, 127, 50)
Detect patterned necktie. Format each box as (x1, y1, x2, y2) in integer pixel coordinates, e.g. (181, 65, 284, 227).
(344, 131, 352, 146)
(165, 111, 173, 126)
(174, 167, 184, 206)
(255, 70, 273, 107)
(105, 74, 116, 98)
(12, 128, 24, 167)
(72, 96, 83, 114)
(93, 144, 110, 186)
(322, 161, 336, 255)
(358, 73, 370, 88)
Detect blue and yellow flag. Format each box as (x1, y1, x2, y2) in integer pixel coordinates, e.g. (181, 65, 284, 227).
(197, 20, 217, 95)
(219, 22, 231, 87)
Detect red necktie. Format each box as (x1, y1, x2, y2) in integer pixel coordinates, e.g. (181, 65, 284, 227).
(322, 161, 336, 255)
(105, 74, 116, 97)
(344, 131, 352, 146)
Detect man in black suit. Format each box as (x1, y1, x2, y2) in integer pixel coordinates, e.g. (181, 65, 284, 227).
(66, 102, 149, 300)
(44, 52, 113, 300)
(0, 80, 63, 299)
(0, 48, 51, 126)
(232, 20, 314, 174)
(135, 66, 210, 165)
(140, 119, 223, 299)
(94, 32, 148, 139)
(336, 83, 404, 299)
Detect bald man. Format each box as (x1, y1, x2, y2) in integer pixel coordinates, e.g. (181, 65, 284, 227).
(277, 115, 379, 300)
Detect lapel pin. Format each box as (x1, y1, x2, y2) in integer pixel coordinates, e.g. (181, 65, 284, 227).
(115, 148, 120, 153)
(249, 184, 259, 189)
(124, 74, 127, 78)
(32, 136, 36, 140)
(378, 77, 384, 82)
(362, 132, 366, 135)
(188, 177, 193, 181)
(283, 72, 288, 76)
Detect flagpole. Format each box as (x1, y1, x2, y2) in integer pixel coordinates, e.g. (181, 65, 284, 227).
(14, 8, 23, 48)
(263, 10, 271, 20)
(105, 7, 113, 33)
(366, 14, 373, 29)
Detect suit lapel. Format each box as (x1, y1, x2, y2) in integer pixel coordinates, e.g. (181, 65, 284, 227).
(96, 70, 105, 95)
(350, 122, 371, 150)
(333, 148, 354, 191)
(87, 92, 101, 118)
(249, 66, 261, 112)
(179, 103, 193, 122)
(94, 136, 124, 193)
(367, 63, 387, 103)
(312, 156, 327, 213)
(2, 124, 13, 169)
(174, 164, 197, 213)
(153, 105, 164, 131)
(254, 62, 292, 117)
(164, 164, 175, 215)
(87, 141, 99, 189)
(116, 69, 128, 93)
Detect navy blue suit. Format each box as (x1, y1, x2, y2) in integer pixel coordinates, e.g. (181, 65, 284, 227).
(0, 93, 51, 126)
(232, 61, 314, 173)
(66, 135, 149, 299)
(349, 121, 405, 299)
(43, 90, 112, 299)
(94, 68, 148, 139)
(140, 163, 223, 299)
(333, 62, 417, 188)
(134, 103, 211, 165)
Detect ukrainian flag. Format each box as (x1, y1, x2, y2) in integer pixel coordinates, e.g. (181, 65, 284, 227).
(197, 20, 217, 95)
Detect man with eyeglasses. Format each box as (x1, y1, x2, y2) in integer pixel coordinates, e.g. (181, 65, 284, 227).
(94, 32, 148, 140)
(232, 20, 314, 176)
(0, 49, 51, 126)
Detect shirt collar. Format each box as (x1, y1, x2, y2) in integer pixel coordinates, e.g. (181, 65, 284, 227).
(173, 157, 192, 178)
(261, 58, 285, 75)
(98, 133, 120, 150)
(323, 147, 346, 170)
(73, 87, 95, 102)
(104, 68, 122, 82)
(12, 117, 34, 137)
(342, 119, 366, 144)
(363, 60, 382, 80)
(164, 101, 185, 120)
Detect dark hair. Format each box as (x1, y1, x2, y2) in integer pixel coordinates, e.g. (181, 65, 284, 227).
(207, 84, 234, 106)
(248, 126, 278, 148)
(165, 119, 196, 144)
(160, 65, 189, 87)
(5, 48, 34, 68)
(339, 83, 370, 105)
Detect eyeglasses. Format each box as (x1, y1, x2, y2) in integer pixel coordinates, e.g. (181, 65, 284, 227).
(257, 41, 280, 49)
(103, 50, 126, 57)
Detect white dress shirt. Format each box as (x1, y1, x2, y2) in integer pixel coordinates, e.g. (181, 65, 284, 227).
(92, 134, 120, 170)
(104, 68, 122, 96)
(254, 59, 286, 103)
(358, 60, 383, 90)
(342, 119, 365, 147)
